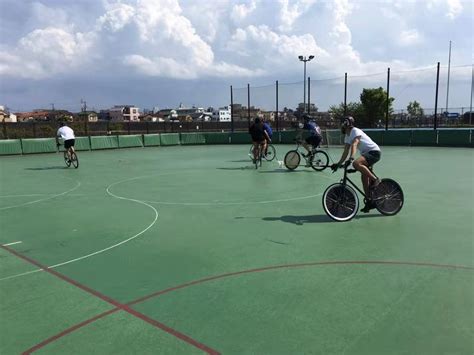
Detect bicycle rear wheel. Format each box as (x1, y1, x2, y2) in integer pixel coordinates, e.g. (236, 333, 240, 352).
(322, 183, 359, 221)
(71, 152, 79, 169)
(372, 178, 403, 215)
(284, 150, 300, 170)
(64, 151, 71, 167)
(310, 150, 329, 171)
(263, 144, 276, 161)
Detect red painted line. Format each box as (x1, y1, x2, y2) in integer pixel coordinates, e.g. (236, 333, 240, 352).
(127, 260, 474, 305)
(24, 309, 119, 354)
(0, 245, 219, 355)
(19, 258, 473, 353)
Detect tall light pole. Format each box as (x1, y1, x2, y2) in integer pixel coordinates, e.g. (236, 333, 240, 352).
(299, 55, 314, 113)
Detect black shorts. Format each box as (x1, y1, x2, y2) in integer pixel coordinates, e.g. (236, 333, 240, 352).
(305, 135, 322, 147)
(64, 139, 75, 149)
(362, 150, 381, 166)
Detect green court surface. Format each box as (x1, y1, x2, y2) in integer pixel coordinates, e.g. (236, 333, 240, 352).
(0, 145, 473, 355)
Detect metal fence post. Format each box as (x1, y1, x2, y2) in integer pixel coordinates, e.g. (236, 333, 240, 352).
(434, 62, 440, 130)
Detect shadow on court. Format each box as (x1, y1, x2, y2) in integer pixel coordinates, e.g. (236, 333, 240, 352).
(263, 213, 383, 225)
(217, 166, 256, 170)
(258, 169, 313, 173)
(25, 166, 67, 170)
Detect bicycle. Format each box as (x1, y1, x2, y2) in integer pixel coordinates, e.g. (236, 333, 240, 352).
(284, 140, 329, 171)
(322, 161, 403, 221)
(58, 143, 79, 169)
(251, 142, 266, 169)
(248, 143, 276, 162)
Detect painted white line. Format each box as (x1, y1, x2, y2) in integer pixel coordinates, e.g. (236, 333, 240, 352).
(0, 181, 81, 211)
(2, 241, 22, 246)
(143, 192, 324, 206)
(0, 175, 160, 282)
(0, 194, 51, 198)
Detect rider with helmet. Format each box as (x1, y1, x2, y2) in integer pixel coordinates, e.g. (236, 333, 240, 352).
(331, 116, 381, 213)
(300, 115, 322, 158)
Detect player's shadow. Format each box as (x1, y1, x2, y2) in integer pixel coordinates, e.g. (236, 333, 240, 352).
(263, 213, 382, 225)
(25, 166, 67, 170)
(216, 166, 257, 170)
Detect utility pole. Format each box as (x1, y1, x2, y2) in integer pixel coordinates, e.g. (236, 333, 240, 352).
(298, 55, 315, 114)
(445, 40, 452, 113)
(81, 99, 87, 112)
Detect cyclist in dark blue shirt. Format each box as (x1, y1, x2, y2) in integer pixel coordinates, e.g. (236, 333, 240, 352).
(299, 116, 322, 158)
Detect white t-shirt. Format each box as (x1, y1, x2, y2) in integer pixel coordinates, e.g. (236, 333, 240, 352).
(344, 127, 380, 154)
(57, 126, 75, 140)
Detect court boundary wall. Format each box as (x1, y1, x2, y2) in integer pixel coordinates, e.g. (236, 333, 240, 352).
(0, 129, 472, 155)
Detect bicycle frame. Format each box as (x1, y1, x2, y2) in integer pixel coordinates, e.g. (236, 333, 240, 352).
(293, 140, 317, 163)
(339, 165, 378, 200)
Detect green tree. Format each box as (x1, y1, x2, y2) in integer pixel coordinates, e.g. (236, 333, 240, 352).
(328, 102, 364, 122)
(360, 87, 394, 127)
(407, 101, 424, 125)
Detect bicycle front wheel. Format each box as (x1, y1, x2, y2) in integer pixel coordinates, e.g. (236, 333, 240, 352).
(310, 150, 329, 171)
(248, 145, 254, 160)
(64, 151, 71, 167)
(264, 144, 276, 161)
(372, 179, 403, 216)
(284, 150, 300, 170)
(71, 152, 79, 169)
(322, 183, 359, 221)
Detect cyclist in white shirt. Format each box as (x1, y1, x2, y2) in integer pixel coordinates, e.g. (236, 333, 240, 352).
(56, 122, 76, 163)
(331, 116, 381, 213)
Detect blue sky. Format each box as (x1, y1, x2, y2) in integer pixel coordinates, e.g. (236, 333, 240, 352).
(0, 0, 472, 112)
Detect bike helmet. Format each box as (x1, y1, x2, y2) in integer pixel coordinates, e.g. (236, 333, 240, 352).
(341, 116, 354, 133)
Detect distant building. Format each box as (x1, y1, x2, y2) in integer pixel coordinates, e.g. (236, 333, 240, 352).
(158, 109, 178, 121)
(76, 111, 98, 122)
(0, 106, 17, 122)
(213, 106, 231, 122)
(109, 105, 140, 122)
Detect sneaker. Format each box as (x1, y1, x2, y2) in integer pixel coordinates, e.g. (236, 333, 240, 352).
(360, 201, 376, 213)
(371, 178, 381, 189)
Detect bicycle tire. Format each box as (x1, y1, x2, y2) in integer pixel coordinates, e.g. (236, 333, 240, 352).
(263, 144, 276, 161)
(310, 150, 329, 171)
(64, 151, 71, 167)
(322, 183, 359, 222)
(284, 150, 300, 170)
(71, 152, 79, 169)
(248, 145, 254, 160)
(372, 178, 403, 216)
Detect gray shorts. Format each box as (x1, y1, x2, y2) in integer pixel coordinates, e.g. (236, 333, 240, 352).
(362, 150, 381, 166)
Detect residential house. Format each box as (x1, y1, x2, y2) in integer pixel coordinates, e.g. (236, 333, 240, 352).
(0, 106, 17, 122)
(109, 105, 140, 122)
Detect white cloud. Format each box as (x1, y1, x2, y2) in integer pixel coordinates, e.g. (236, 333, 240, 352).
(0, 27, 95, 79)
(278, 0, 317, 32)
(426, 0, 463, 19)
(231, 0, 257, 22)
(446, 0, 463, 19)
(398, 29, 423, 46)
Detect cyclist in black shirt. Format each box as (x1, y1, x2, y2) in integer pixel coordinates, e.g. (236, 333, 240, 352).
(249, 117, 271, 163)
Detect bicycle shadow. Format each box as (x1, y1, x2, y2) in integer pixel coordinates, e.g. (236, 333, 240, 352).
(217, 166, 257, 171)
(258, 168, 313, 174)
(25, 166, 68, 170)
(263, 213, 383, 225)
